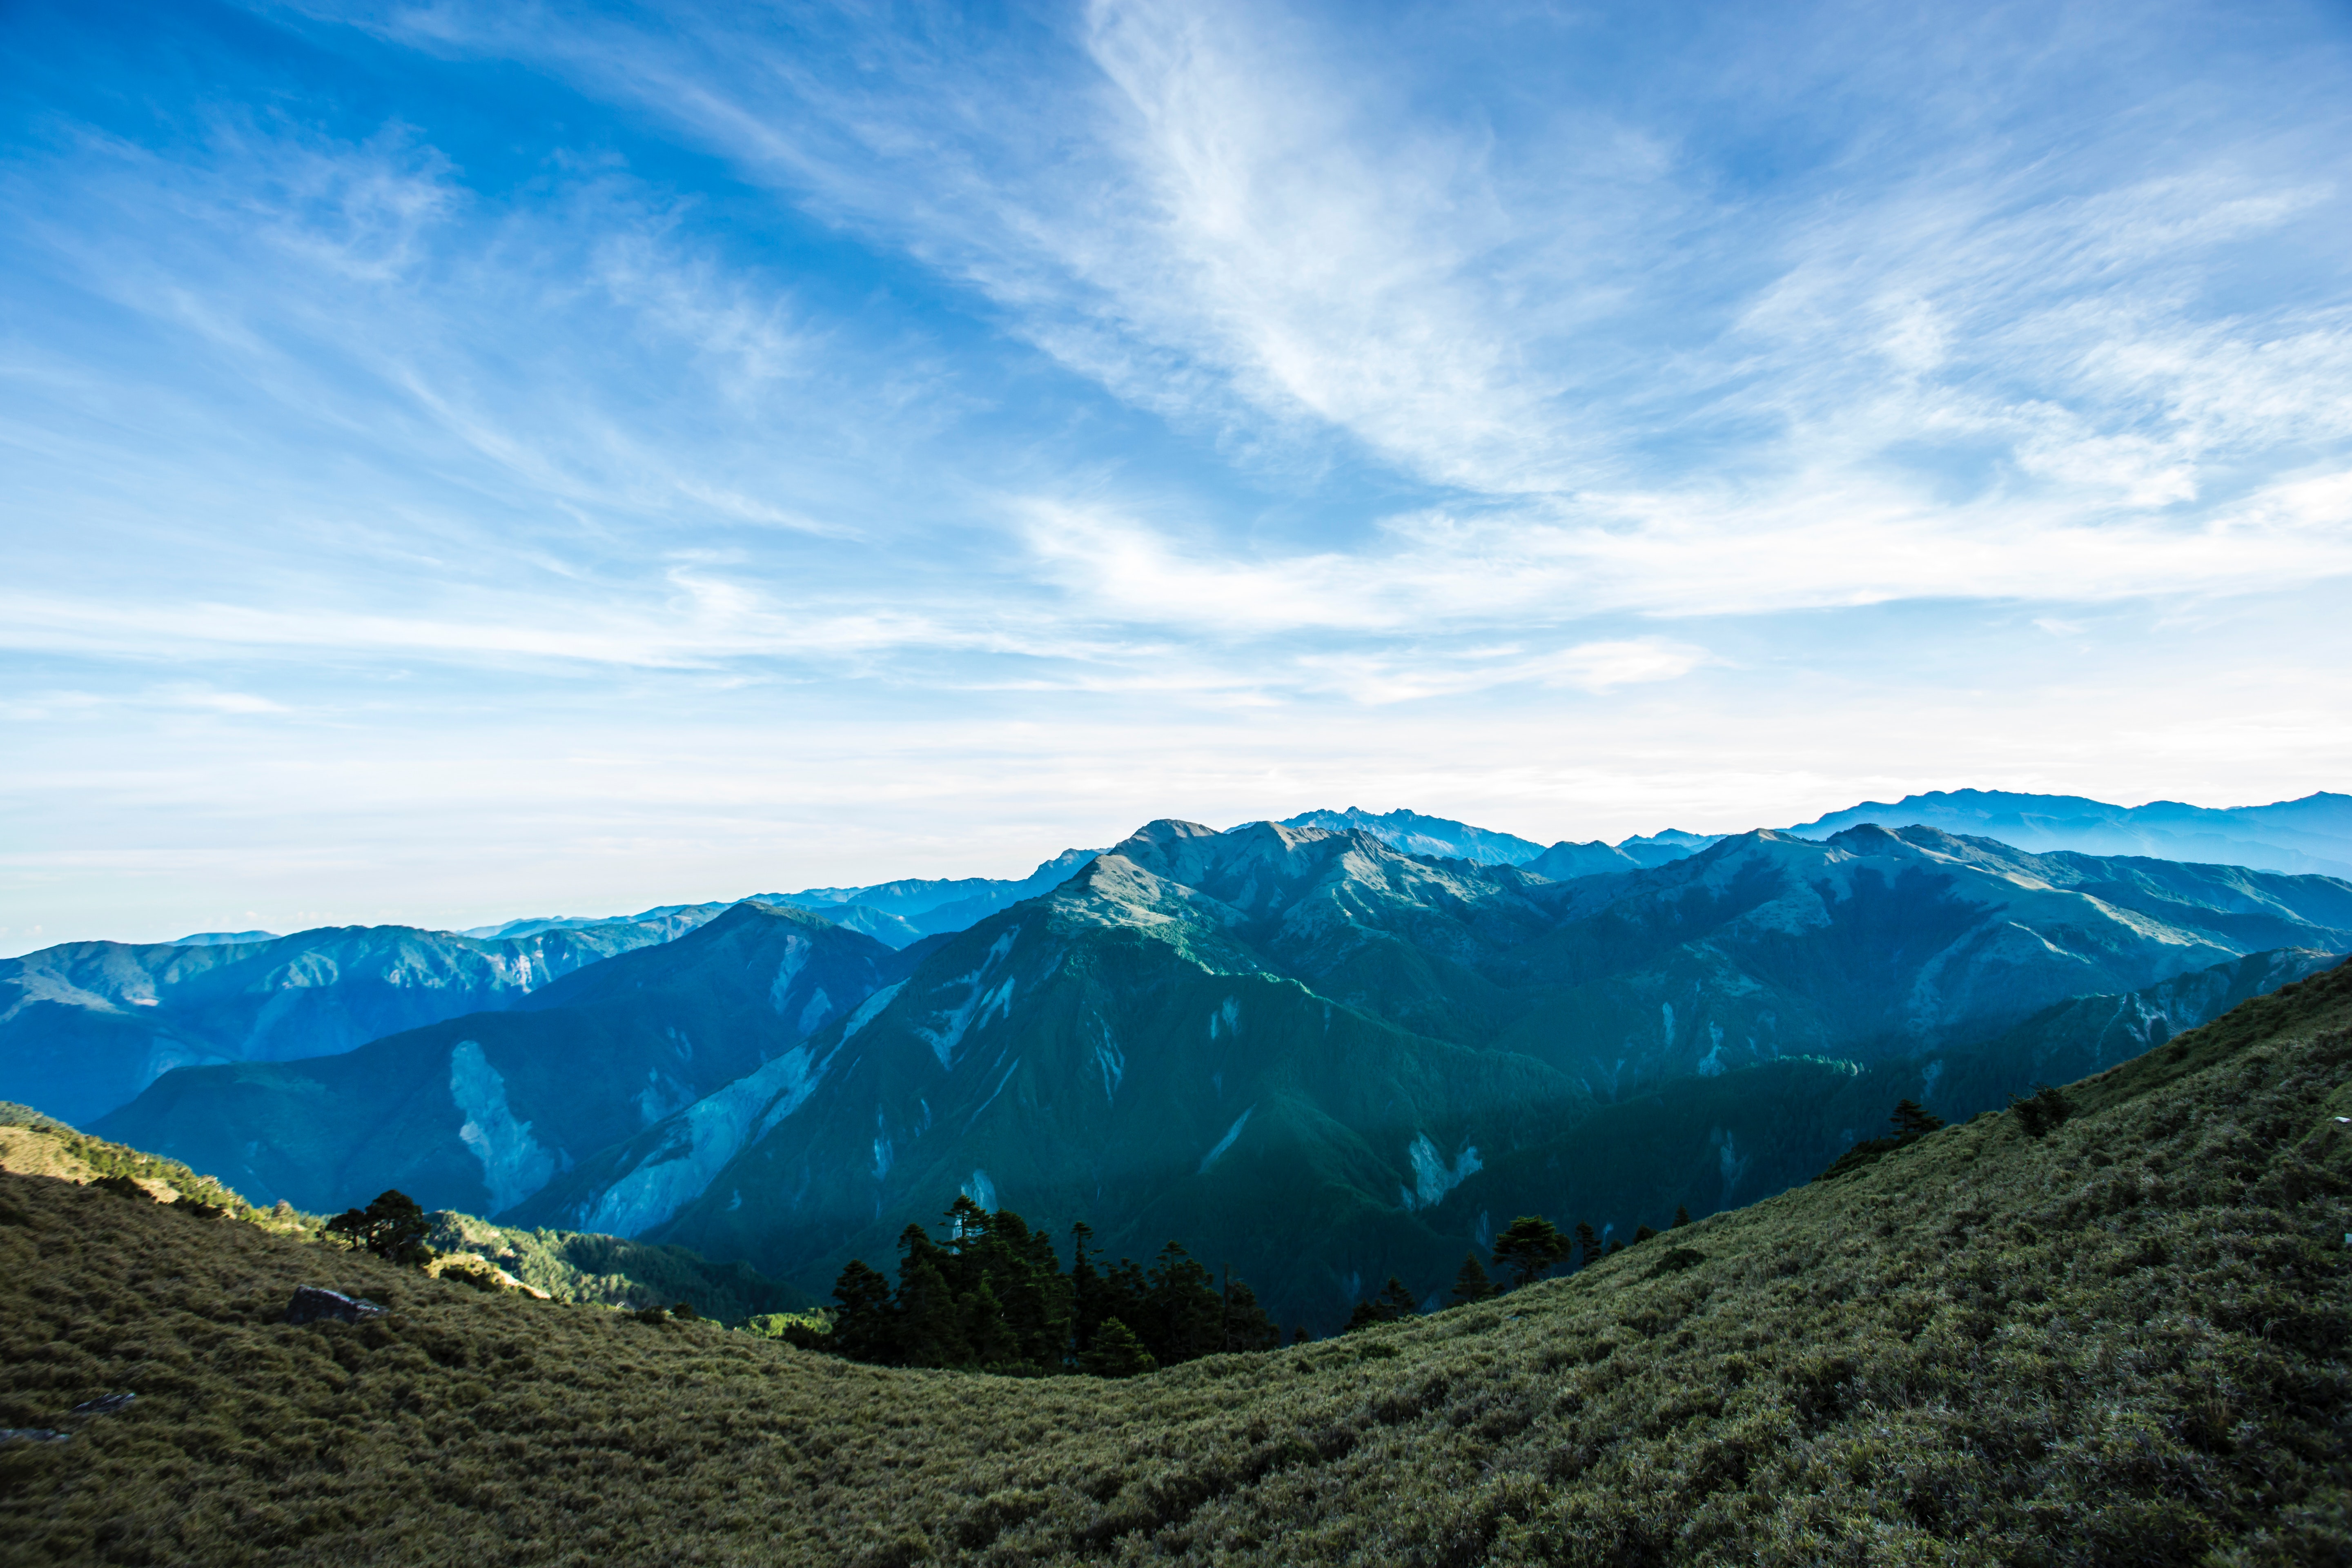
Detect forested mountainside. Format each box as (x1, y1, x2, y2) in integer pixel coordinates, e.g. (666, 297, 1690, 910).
(0, 908, 723, 1125)
(5, 957, 2347, 1564)
(44, 813, 2352, 1327)
(92, 906, 914, 1218)
(231, 815, 2330, 1327)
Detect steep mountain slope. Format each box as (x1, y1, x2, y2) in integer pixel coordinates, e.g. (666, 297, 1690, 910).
(1788, 786, 2352, 877)
(1488, 824, 2352, 1091)
(91, 905, 909, 1216)
(0, 909, 715, 1125)
(1920, 942, 2347, 1115)
(6, 959, 2347, 1564)
(1274, 806, 1547, 865)
(522, 834, 1589, 1325)
(506, 820, 2350, 1322)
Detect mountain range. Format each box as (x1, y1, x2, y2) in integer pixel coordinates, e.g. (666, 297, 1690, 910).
(1786, 787, 2352, 878)
(94, 905, 913, 1221)
(21, 788, 2334, 1125)
(84, 806, 2352, 1327)
(0, 909, 719, 1126)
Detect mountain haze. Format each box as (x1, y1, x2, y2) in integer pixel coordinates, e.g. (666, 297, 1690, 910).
(1786, 788, 2352, 878)
(0, 911, 719, 1125)
(45, 808, 2352, 1326)
(92, 905, 911, 1216)
(489, 819, 2351, 1323)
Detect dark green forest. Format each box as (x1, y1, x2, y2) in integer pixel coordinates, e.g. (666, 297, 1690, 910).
(789, 1197, 1287, 1374)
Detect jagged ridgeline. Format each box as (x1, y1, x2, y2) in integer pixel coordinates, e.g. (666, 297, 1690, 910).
(4, 957, 2348, 1561)
(78, 818, 2352, 1330)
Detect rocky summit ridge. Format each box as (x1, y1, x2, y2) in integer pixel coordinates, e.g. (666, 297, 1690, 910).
(20, 795, 2352, 1327)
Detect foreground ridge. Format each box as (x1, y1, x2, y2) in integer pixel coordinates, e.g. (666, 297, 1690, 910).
(3, 959, 2348, 1564)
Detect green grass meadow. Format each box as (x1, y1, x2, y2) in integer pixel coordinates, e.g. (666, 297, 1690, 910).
(4, 961, 2350, 1564)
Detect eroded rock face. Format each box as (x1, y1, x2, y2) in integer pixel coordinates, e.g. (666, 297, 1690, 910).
(283, 1286, 385, 1325)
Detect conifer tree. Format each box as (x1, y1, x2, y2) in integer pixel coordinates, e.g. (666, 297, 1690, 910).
(1574, 1221, 1602, 1267)
(1450, 1252, 1498, 1304)
(1069, 1221, 1110, 1354)
(1221, 1276, 1283, 1352)
(1632, 1223, 1659, 1245)
(829, 1258, 897, 1362)
(1143, 1241, 1224, 1365)
(1673, 1205, 1692, 1228)
(1080, 1316, 1156, 1378)
(893, 1224, 968, 1367)
(959, 1277, 1020, 1368)
(1492, 1215, 1572, 1288)
(1342, 1275, 1420, 1333)
(323, 1189, 434, 1268)
(1892, 1098, 1945, 1140)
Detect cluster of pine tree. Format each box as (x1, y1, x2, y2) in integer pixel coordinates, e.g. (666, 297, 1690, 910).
(1341, 1205, 1699, 1331)
(791, 1196, 1284, 1376)
(1815, 1098, 1948, 1180)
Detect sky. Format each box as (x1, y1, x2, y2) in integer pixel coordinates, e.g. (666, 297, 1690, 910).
(3, 0, 2350, 952)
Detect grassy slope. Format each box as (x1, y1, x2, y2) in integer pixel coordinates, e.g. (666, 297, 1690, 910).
(2, 960, 2348, 1565)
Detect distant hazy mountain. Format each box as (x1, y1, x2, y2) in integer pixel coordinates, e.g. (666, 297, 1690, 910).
(172, 929, 280, 947)
(1786, 788, 2352, 878)
(1485, 824, 2352, 1092)
(87, 813, 2352, 1325)
(1272, 807, 1547, 865)
(94, 904, 913, 1216)
(519, 823, 1581, 1323)
(1919, 944, 2347, 1115)
(1519, 828, 1724, 880)
(762, 848, 1100, 943)
(459, 902, 740, 940)
(500, 819, 2349, 1323)
(0, 910, 714, 1125)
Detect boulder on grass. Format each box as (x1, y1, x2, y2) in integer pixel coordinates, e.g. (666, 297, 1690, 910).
(285, 1286, 386, 1325)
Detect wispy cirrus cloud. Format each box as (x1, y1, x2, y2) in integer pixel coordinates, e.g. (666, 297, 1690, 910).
(328, 0, 2352, 616)
(6, 0, 2352, 947)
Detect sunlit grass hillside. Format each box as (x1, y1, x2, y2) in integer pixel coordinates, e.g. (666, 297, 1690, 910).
(4, 958, 2349, 1565)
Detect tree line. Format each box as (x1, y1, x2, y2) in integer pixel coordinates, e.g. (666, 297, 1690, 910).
(1341, 1205, 1699, 1331)
(787, 1196, 1285, 1376)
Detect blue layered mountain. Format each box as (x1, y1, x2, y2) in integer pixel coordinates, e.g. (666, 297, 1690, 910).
(91, 904, 912, 1215)
(1272, 806, 1548, 865)
(761, 848, 1100, 943)
(1486, 824, 2352, 1093)
(0, 907, 723, 1125)
(72, 811, 2352, 1326)
(1785, 788, 2352, 878)
(515, 829, 1583, 1323)
(492, 819, 2351, 1324)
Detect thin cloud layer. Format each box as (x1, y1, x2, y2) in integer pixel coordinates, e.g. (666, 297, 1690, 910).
(2, 0, 2349, 944)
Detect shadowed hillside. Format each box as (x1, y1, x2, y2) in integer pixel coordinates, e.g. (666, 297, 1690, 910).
(3, 958, 2346, 1563)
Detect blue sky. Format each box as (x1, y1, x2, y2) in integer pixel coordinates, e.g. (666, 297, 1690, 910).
(4, 0, 2350, 950)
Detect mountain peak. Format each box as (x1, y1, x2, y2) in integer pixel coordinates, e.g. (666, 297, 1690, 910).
(1272, 806, 1546, 866)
